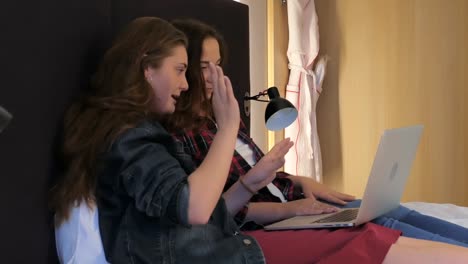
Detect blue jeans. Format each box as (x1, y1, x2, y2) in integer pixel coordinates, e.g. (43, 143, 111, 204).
(341, 200, 468, 247)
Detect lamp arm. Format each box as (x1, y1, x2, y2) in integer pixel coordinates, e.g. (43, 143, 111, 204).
(243, 90, 269, 102)
(244, 97, 269, 103)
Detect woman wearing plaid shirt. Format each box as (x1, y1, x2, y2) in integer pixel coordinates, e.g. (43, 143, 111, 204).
(164, 18, 468, 261)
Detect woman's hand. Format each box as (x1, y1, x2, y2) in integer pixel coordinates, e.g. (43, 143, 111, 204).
(209, 62, 239, 132)
(285, 198, 339, 216)
(241, 138, 293, 192)
(187, 63, 239, 224)
(292, 176, 355, 205)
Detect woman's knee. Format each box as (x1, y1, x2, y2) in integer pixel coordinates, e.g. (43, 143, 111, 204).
(384, 237, 468, 263)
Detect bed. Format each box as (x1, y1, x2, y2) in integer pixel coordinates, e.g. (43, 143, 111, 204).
(403, 202, 468, 229)
(1, 0, 467, 263)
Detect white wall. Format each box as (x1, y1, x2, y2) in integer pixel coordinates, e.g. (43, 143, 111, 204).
(233, 0, 268, 152)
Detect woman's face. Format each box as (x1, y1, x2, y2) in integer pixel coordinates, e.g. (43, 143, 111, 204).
(145, 45, 188, 116)
(200, 37, 221, 100)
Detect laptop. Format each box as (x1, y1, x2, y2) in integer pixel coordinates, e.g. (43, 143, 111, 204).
(264, 125, 424, 230)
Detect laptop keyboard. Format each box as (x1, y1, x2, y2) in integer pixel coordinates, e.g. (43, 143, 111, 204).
(313, 209, 359, 223)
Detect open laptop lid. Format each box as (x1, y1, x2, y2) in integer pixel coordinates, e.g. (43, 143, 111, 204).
(354, 124, 423, 225)
(264, 125, 424, 230)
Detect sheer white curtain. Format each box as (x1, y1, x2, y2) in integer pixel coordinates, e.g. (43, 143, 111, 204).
(284, 0, 326, 182)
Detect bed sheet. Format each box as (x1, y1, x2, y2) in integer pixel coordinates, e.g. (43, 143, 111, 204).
(402, 202, 468, 228)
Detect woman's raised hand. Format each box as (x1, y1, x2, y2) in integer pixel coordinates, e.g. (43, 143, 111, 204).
(242, 138, 294, 192)
(208, 62, 240, 132)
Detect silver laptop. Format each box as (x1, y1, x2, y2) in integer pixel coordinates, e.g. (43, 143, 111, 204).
(264, 125, 423, 230)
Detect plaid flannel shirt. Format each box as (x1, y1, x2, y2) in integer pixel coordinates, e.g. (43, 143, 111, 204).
(173, 119, 303, 228)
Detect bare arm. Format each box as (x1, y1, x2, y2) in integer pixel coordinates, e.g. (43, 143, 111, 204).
(245, 202, 295, 224)
(187, 64, 239, 225)
(245, 199, 338, 225)
(222, 138, 293, 215)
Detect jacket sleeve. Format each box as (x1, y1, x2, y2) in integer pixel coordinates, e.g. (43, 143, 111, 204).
(112, 126, 192, 226)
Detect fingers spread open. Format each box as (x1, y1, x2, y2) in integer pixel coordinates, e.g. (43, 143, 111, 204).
(268, 138, 293, 159)
(209, 62, 219, 87)
(215, 65, 226, 98)
(223, 76, 235, 101)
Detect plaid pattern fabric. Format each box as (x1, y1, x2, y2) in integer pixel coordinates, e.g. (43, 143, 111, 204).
(173, 118, 303, 227)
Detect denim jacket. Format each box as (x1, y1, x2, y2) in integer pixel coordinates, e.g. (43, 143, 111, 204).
(96, 120, 265, 264)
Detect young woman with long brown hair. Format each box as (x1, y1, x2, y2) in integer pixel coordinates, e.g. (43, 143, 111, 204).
(50, 16, 292, 263)
(50, 16, 468, 264)
(166, 18, 468, 263)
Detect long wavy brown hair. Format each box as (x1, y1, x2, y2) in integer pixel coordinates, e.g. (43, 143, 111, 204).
(50, 17, 187, 224)
(164, 19, 226, 133)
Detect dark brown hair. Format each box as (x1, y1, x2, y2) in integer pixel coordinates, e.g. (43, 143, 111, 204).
(164, 19, 226, 132)
(50, 17, 187, 224)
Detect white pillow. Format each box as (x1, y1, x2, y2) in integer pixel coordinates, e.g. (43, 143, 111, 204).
(55, 202, 108, 264)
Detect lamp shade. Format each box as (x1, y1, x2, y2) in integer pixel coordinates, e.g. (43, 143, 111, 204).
(0, 106, 12, 133)
(264, 87, 298, 131)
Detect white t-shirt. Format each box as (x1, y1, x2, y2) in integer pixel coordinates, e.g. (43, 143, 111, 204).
(55, 202, 108, 264)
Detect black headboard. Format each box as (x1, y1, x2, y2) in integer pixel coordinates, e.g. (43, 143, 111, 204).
(0, 0, 249, 262)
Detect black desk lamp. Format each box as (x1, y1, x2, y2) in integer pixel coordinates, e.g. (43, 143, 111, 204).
(244, 87, 298, 131)
(0, 106, 12, 133)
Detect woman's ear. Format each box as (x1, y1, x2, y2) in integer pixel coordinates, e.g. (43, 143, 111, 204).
(144, 68, 153, 83)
